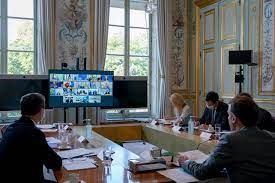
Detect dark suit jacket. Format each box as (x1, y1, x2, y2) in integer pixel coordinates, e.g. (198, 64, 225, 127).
(257, 107, 275, 132)
(0, 116, 62, 183)
(199, 101, 230, 131)
(182, 127, 275, 183)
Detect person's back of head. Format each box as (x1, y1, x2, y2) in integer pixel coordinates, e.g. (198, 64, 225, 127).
(20, 93, 45, 123)
(228, 96, 258, 128)
(170, 93, 186, 109)
(237, 92, 253, 99)
(205, 91, 219, 103)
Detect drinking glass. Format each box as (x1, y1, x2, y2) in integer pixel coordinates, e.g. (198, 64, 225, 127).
(215, 124, 221, 140)
(103, 148, 112, 166)
(57, 123, 66, 133)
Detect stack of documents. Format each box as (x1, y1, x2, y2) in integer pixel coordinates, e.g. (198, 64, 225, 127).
(41, 129, 58, 133)
(57, 148, 102, 159)
(37, 124, 58, 133)
(37, 124, 55, 129)
(62, 157, 97, 171)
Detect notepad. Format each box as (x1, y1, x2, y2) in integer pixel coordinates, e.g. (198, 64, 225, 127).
(57, 148, 102, 159)
(37, 124, 55, 129)
(63, 158, 96, 171)
(46, 137, 61, 144)
(158, 168, 199, 183)
(179, 150, 209, 164)
(41, 129, 58, 133)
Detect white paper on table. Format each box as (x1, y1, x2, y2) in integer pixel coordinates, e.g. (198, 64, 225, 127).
(139, 150, 153, 161)
(179, 150, 209, 164)
(37, 124, 55, 129)
(200, 132, 212, 141)
(41, 129, 58, 133)
(158, 168, 199, 183)
(46, 137, 61, 144)
(63, 157, 96, 171)
(43, 165, 57, 182)
(123, 142, 156, 155)
(57, 148, 103, 159)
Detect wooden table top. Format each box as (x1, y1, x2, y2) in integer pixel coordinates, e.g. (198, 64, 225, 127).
(46, 127, 174, 183)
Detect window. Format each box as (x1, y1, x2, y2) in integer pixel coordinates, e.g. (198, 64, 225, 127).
(105, 0, 152, 118)
(105, 0, 151, 77)
(0, 0, 36, 75)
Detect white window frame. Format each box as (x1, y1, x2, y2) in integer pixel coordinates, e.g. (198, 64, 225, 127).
(105, 0, 152, 119)
(0, 0, 37, 75)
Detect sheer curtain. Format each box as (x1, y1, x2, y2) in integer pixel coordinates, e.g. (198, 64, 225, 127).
(156, 0, 172, 119)
(93, 0, 110, 123)
(37, 0, 55, 123)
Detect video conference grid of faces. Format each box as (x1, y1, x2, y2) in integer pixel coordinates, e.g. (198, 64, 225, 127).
(49, 74, 113, 104)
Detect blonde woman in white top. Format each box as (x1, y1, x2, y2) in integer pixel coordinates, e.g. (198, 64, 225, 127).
(169, 93, 191, 124)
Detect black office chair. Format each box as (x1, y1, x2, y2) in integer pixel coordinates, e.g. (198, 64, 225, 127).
(0, 124, 8, 137)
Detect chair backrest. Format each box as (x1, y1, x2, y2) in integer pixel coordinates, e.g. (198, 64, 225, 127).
(0, 124, 8, 137)
(273, 116, 275, 125)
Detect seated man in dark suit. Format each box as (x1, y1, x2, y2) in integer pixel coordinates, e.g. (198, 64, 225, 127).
(179, 96, 275, 182)
(0, 93, 62, 183)
(198, 91, 230, 131)
(238, 92, 275, 132)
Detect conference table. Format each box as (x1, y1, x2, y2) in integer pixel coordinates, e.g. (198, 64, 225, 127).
(44, 123, 219, 183)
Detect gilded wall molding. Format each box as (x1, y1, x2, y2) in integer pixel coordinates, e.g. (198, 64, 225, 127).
(194, 0, 220, 8)
(203, 48, 215, 96)
(203, 9, 216, 45)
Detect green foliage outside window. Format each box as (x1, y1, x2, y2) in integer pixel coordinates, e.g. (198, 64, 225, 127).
(8, 22, 34, 75)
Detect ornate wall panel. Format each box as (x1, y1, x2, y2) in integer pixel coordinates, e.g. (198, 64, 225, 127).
(171, 0, 188, 91)
(55, 0, 89, 69)
(260, 0, 275, 94)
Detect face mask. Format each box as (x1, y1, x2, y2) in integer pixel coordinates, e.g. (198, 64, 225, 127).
(206, 104, 214, 110)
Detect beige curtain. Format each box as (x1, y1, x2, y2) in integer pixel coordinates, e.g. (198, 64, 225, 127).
(37, 0, 55, 123)
(156, 0, 172, 118)
(93, 0, 110, 124)
(37, 0, 55, 74)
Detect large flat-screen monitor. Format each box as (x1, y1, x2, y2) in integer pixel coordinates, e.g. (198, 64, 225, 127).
(101, 76, 147, 109)
(229, 50, 252, 65)
(0, 75, 49, 111)
(49, 70, 114, 108)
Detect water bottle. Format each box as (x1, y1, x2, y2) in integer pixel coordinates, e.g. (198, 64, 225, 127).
(85, 119, 92, 139)
(188, 116, 195, 134)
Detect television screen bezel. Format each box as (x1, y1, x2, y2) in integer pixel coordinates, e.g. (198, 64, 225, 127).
(0, 74, 50, 111)
(100, 76, 148, 110)
(228, 50, 253, 65)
